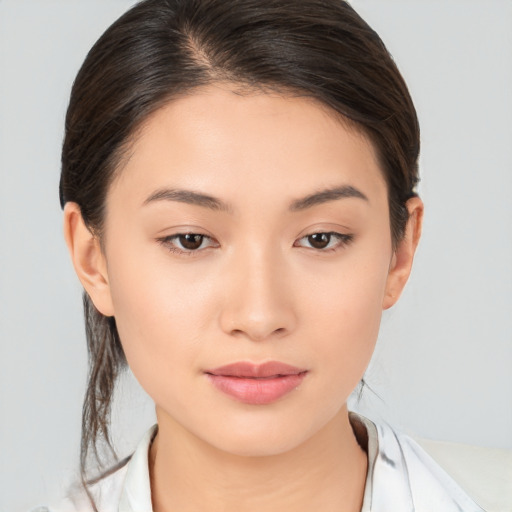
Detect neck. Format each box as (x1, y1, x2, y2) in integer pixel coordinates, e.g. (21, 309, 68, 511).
(149, 406, 368, 512)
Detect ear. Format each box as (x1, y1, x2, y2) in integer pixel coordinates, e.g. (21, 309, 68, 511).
(63, 202, 115, 317)
(382, 197, 424, 310)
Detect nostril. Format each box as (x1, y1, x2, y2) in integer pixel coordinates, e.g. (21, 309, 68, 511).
(229, 326, 288, 342)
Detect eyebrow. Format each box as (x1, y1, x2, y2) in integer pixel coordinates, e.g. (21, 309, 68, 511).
(289, 185, 368, 211)
(143, 184, 368, 212)
(143, 188, 232, 212)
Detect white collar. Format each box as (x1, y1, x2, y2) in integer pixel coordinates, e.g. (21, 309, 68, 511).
(118, 425, 156, 511)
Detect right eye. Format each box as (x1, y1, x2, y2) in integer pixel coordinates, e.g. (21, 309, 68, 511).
(157, 233, 219, 254)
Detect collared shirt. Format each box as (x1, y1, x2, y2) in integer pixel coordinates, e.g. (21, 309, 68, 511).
(37, 414, 485, 512)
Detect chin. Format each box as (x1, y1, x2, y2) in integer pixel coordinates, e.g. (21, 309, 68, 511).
(205, 428, 310, 458)
(190, 406, 336, 458)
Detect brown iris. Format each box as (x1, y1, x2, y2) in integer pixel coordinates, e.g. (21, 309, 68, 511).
(179, 234, 204, 250)
(307, 233, 332, 249)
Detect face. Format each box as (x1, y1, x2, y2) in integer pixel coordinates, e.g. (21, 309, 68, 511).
(71, 84, 416, 456)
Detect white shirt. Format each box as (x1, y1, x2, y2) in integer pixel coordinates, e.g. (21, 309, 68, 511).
(36, 414, 485, 512)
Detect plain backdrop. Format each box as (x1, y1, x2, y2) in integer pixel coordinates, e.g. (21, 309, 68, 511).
(1, 1, 511, 511)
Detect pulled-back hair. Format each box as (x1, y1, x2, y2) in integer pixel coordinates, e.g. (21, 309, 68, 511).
(60, 0, 419, 506)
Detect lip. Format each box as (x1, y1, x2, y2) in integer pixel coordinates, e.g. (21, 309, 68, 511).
(205, 361, 308, 405)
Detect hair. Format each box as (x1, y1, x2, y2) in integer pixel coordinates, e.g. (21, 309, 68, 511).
(59, 0, 419, 506)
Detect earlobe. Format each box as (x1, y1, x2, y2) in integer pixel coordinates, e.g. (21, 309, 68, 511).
(63, 202, 115, 317)
(382, 197, 424, 310)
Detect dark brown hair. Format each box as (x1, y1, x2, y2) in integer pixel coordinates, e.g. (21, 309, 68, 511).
(60, 0, 419, 505)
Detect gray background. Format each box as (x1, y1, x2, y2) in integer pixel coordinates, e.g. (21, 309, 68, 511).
(1, 1, 511, 511)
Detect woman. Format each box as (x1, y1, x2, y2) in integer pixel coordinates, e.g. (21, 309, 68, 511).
(41, 0, 484, 510)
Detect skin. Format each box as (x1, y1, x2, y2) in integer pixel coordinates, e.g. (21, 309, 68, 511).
(64, 84, 423, 512)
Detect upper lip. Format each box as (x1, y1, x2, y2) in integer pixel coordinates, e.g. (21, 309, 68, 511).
(205, 361, 307, 378)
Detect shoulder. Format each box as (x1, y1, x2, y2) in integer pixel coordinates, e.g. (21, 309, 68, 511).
(350, 413, 490, 512)
(373, 418, 509, 512)
(415, 436, 512, 512)
(31, 458, 130, 512)
(392, 431, 485, 511)
(31, 425, 157, 512)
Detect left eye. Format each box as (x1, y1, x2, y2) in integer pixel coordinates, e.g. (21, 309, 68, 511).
(294, 232, 353, 251)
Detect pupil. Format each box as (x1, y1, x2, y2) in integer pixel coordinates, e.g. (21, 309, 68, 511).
(309, 233, 330, 249)
(180, 234, 203, 250)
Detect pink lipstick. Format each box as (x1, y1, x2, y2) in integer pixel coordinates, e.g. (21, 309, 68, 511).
(205, 361, 307, 405)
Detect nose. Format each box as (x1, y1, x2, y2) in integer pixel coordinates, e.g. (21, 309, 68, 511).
(218, 246, 297, 342)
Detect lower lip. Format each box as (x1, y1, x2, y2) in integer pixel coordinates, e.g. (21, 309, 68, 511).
(206, 373, 307, 405)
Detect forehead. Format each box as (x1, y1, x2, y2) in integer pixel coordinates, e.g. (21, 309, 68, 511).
(109, 84, 387, 209)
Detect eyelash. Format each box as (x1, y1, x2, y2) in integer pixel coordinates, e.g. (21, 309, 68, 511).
(157, 231, 354, 256)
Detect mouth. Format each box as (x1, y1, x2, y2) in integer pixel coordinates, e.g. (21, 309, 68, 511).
(204, 361, 308, 405)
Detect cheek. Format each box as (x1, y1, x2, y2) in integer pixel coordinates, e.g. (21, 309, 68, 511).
(298, 244, 391, 384)
(105, 239, 218, 393)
